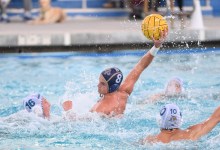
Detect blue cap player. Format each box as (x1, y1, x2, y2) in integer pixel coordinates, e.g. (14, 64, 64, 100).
(63, 30, 168, 117)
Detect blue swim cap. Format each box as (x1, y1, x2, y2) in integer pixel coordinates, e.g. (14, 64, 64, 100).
(101, 67, 123, 93)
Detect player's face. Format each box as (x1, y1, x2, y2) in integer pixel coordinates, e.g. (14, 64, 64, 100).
(98, 75, 108, 95)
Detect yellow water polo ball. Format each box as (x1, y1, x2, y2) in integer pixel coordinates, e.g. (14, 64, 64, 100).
(141, 14, 168, 40)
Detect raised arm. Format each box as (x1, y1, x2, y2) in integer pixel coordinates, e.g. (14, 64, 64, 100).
(147, 93, 166, 103)
(185, 105, 220, 140)
(120, 30, 167, 95)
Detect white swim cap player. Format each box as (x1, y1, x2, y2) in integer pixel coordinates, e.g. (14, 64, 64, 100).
(165, 77, 184, 95)
(159, 103, 182, 130)
(23, 93, 44, 117)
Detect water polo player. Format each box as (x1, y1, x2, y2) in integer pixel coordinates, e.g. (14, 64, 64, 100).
(143, 103, 220, 143)
(23, 93, 51, 119)
(142, 77, 185, 103)
(98, 67, 123, 96)
(165, 77, 184, 96)
(63, 30, 168, 116)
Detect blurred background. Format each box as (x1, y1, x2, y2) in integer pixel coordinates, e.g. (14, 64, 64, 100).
(0, 0, 220, 52)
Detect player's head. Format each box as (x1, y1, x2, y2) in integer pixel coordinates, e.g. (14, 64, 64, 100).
(165, 77, 183, 95)
(23, 93, 44, 117)
(158, 103, 182, 130)
(98, 67, 123, 95)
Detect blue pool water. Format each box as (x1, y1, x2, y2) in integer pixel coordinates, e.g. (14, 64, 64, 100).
(0, 48, 220, 149)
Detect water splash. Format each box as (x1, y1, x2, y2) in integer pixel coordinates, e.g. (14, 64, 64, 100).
(164, 15, 175, 20)
(1, 51, 220, 148)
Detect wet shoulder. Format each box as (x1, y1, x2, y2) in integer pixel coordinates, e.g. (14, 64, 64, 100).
(171, 129, 190, 141)
(143, 135, 159, 144)
(117, 89, 130, 97)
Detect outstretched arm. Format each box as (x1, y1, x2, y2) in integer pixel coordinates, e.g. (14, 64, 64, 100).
(120, 30, 167, 95)
(185, 106, 220, 140)
(142, 93, 166, 104)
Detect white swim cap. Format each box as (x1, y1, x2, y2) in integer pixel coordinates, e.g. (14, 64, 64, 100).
(165, 77, 184, 95)
(159, 103, 182, 130)
(23, 93, 43, 115)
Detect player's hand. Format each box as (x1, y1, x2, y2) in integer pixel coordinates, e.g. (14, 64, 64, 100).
(62, 100, 72, 111)
(152, 29, 168, 48)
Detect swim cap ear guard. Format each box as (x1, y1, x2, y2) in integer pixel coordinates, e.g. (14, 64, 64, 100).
(101, 67, 123, 93)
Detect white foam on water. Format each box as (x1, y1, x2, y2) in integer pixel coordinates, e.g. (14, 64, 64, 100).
(1, 50, 220, 148)
(164, 15, 175, 20)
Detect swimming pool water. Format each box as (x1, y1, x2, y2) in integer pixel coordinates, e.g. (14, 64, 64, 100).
(0, 48, 220, 149)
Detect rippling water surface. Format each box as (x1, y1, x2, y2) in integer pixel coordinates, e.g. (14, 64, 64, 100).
(0, 48, 220, 149)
